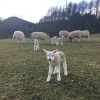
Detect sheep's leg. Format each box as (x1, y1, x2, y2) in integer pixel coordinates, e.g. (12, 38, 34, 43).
(61, 41, 63, 46)
(57, 65, 61, 81)
(87, 37, 89, 41)
(17, 39, 19, 44)
(70, 38, 73, 42)
(53, 66, 57, 74)
(36, 45, 38, 50)
(22, 38, 25, 43)
(37, 44, 39, 50)
(34, 45, 36, 51)
(78, 38, 80, 42)
(47, 64, 53, 82)
(55, 42, 58, 46)
(63, 59, 68, 76)
(55, 40, 59, 47)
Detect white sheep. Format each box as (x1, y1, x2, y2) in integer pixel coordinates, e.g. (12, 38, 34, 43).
(30, 32, 49, 40)
(67, 30, 90, 42)
(67, 30, 81, 42)
(43, 49, 68, 82)
(80, 30, 90, 41)
(13, 31, 25, 43)
(32, 39, 39, 51)
(59, 30, 70, 39)
(51, 36, 63, 46)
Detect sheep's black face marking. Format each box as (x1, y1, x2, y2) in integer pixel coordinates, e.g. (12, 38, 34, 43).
(47, 52, 55, 62)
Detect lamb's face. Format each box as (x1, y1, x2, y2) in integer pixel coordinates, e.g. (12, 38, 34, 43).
(46, 52, 55, 62)
(43, 49, 58, 62)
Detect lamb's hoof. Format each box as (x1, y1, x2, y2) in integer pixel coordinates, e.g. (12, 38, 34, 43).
(64, 72, 68, 76)
(57, 78, 61, 81)
(53, 72, 56, 75)
(46, 79, 50, 82)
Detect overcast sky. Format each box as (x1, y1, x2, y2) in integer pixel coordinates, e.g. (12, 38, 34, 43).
(0, 0, 91, 23)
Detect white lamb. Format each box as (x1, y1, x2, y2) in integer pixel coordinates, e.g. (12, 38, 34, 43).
(51, 36, 63, 46)
(51, 36, 57, 44)
(67, 30, 90, 42)
(59, 30, 70, 39)
(13, 31, 25, 43)
(32, 39, 39, 51)
(43, 49, 68, 82)
(31, 32, 49, 40)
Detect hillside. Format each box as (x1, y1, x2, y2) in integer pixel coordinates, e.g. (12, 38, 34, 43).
(0, 17, 36, 38)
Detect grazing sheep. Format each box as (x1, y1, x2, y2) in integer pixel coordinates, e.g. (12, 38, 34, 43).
(32, 39, 39, 51)
(51, 36, 63, 46)
(13, 31, 25, 43)
(59, 30, 70, 39)
(67, 30, 81, 42)
(43, 49, 68, 82)
(30, 32, 49, 40)
(67, 30, 90, 42)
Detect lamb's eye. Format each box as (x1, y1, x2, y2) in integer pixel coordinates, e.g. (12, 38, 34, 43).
(52, 55, 54, 57)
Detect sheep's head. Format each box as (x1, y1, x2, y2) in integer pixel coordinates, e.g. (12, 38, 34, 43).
(43, 49, 58, 62)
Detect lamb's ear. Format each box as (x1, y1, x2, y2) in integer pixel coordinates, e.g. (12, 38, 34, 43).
(53, 49, 58, 53)
(43, 49, 48, 54)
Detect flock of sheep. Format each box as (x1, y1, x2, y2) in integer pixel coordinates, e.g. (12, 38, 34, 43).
(12, 30, 90, 81)
(13, 30, 90, 50)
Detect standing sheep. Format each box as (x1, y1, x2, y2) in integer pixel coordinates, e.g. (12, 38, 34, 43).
(30, 32, 49, 40)
(67, 30, 81, 42)
(59, 30, 70, 39)
(67, 30, 90, 42)
(13, 31, 25, 43)
(43, 49, 68, 82)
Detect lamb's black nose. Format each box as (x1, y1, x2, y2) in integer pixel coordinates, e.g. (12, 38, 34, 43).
(49, 59, 51, 62)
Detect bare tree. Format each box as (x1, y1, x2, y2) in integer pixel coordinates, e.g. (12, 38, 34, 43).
(89, 0, 94, 14)
(78, 1, 88, 15)
(96, 0, 100, 18)
(72, 3, 78, 15)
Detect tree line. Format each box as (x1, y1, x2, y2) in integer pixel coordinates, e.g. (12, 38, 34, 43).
(40, 0, 100, 22)
(37, 0, 100, 36)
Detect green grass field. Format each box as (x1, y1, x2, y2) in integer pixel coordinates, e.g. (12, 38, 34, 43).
(0, 34, 100, 100)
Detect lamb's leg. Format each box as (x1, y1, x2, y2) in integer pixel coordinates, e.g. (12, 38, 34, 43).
(47, 64, 53, 82)
(63, 59, 68, 76)
(36, 45, 38, 50)
(37, 44, 39, 50)
(78, 38, 80, 42)
(57, 65, 61, 81)
(61, 41, 63, 46)
(53, 66, 57, 74)
(87, 37, 89, 41)
(34, 45, 36, 51)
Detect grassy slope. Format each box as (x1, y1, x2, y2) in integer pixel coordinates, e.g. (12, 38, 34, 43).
(0, 34, 100, 100)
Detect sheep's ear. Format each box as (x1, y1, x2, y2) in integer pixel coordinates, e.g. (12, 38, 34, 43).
(53, 49, 58, 53)
(43, 49, 48, 54)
